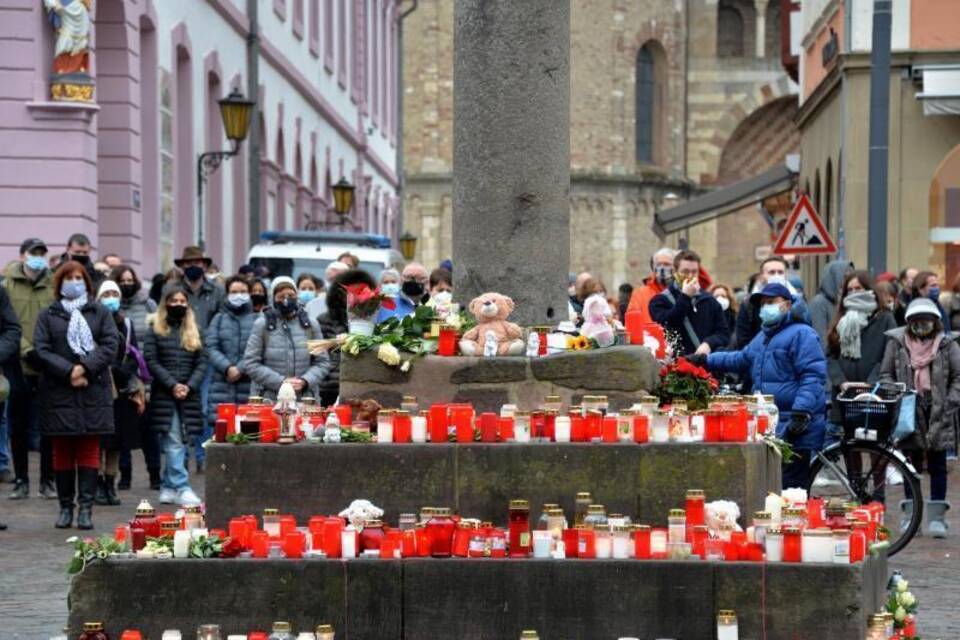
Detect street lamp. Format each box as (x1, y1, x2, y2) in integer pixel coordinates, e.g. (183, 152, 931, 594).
(197, 88, 255, 250)
(398, 231, 418, 261)
(332, 177, 356, 224)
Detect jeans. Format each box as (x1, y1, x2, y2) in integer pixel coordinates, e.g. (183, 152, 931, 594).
(904, 450, 948, 501)
(190, 366, 213, 465)
(0, 402, 10, 471)
(161, 412, 191, 492)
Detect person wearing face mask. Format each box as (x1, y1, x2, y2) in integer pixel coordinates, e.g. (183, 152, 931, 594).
(93, 281, 146, 508)
(296, 273, 326, 320)
(879, 298, 960, 538)
(144, 287, 206, 506)
(809, 259, 855, 346)
(58, 233, 104, 289)
(249, 279, 269, 313)
(379, 268, 402, 299)
(317, 269, 378, 406)
(709, 284, 738, 349)
(204, 276, 256, 429)
(690, 282, 828, 489)
(242, 277, 330, 402)
(626, 248, 676, 325)
(735, 257, 804, 348)
(5, 238, 56, 500)
(825, 272, 896, 430)
(375, 263, 430, 323)
(33, 262, 120, 529)
(173, 246, 225, 330)
(909, 271, 950, 333)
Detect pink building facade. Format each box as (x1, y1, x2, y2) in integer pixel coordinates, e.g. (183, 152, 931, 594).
(0, 0, 400, 274)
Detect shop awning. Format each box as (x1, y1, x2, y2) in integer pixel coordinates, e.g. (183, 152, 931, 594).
(654, 163, 797, 235)
(913, 64, 960, 116)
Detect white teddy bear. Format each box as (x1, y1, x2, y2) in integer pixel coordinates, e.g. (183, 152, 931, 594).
(705, 499, 743, 534)
(338, 499, 384, 531)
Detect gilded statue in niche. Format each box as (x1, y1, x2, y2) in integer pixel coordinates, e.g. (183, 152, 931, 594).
(43, 0, 95, 102)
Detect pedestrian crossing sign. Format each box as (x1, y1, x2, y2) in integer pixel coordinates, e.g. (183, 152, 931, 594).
(772, 194, 837, 255)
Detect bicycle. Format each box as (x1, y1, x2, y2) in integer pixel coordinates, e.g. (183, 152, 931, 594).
(807, 381, 922, 556)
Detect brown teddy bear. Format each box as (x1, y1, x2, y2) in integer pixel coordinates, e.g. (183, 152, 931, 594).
(459, 292, 526, 356)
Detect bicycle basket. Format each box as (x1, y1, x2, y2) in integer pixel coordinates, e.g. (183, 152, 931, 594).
(836, 383, 904, 440)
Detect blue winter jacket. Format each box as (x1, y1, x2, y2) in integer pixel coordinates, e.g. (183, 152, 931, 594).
(204, 304, 257, 425)
(706, 310, 828, 451)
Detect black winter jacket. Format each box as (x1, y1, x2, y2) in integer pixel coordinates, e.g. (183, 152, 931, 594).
(33, 300, 119, 437)
(317, 312, 347, 405)
(0, 286, 23, 374)
(144, 322, 207, 435)
(649, 283, 730, 356)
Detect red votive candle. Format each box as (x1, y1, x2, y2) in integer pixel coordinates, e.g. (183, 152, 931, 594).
(806, 498, 825, 529)
(429, 404, 449, 443)
(479, 412, 499, 443)
(498, 416, 515, 441)
(214, 418, 229, 443)
(571, 415, 587, 442)
(438, 325, 458, 356)
(782, 527, 802, 562)
(283, 531, 305, 558)
(455, 415, 474, 443)
(401, 529, 417, 557)
(633, 525, 651, 559)
(601, 417, 618, 443)
(394, 412, 412, 443)
(543, 412, 556, 441)
(416, 525, 432, 557)
(334, 404, 352, 427)
(586, 411, 602, 440)
(633, 414, 649, 443)
(563, 528, 579, 558)
(280, 515, 296, 537)
(322, 518, 344, 558)
(251, 531, 270, 558)
(704, 411, 722, 442)
(130, 527, 146, 552)
(691, 525, 708, 558)
(531, 411, 545, 440)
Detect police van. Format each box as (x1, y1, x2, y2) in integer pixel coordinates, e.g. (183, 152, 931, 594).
(246, 230, 405, 281)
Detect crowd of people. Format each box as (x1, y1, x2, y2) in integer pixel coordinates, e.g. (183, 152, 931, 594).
(0, 235, 955, 539)
(0, 234, 458, 532)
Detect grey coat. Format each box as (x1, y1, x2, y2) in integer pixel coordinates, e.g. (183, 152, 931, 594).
(204, 305, 257, 424)
(879, 327, 960, 451)
(119, 291, 156, 344)
(241, 308, 330, 401)
(809, 260, 853, 347)
(827, 311, 897, 421)
(184, 279, 225, 329)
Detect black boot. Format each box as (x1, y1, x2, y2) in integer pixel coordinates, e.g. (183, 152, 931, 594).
(117, 466, 131, 490)
(148, 466, 161, 491)
(103, 475, 121, 506)
(94, 475, 108, 506)
(54, 470, 75, 529)
(76, 468, 97, 530)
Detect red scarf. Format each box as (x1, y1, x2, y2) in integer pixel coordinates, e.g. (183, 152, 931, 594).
(904, 333, 942, 394)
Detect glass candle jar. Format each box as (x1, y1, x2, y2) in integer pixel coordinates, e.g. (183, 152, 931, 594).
(393, 410, 412, 443)
(650, 410, 670, 443)
(401, 395, 419, 415)
(574, 492, 592, 525)
(269, 622, 293, 640)
(554, 416, 571, 442)
(582, 395, 602, 415)
(131, 499, 160, 538)
(583, 505, 608, 529)
(377, 409, 394, 443)
(668, 411, 689, 441)
(782, 507, 807, 529)
(454, 520, 476, 557)
(438, 324, 458, 356)
(322, 518, 344, 558)
(764, 527, 783, 562)
(316, 626, 335, 640)
(488, 526, 507, 558)
(173, 530, 191, 558)
(600, 416, 618, 442)
(650, 528, 668, 559)
(532, 530, 553, 558)
(849, 522, 867, 562)
(594, 528, 612, 559)
(577, 525, 596, 558)
(197, 624, 222, 640)
(801, 528, 833, 563)
(751, 511, 772, 546)
(479, 412, 499, 443)
(688, 411, 705, 441)
(415, 523, 432, 557)
(691, 525, 709, 559)
(359, 520, 385, 552)
(412, 414, 428, 443)
(427, 508, 456, 557)
(263, 508, 281, 538)
(546, 508, 567, 541)
(633, 524, 651, 559)
(716, 610, 738, 640)
(782, 526, 802, 563)
(832, 528, 850, 564)
(685, 490, 706, 528)
(340, 527, 358, 559)
(508, 500, 531, 557)
(562, 528, 579, 558)
(704, 537, 725, 561)
(429, 404, 449, 442)
(632, 414, 649, 443)
(668, 509, 686, 544)
(703, 410, 723, 442)
(584, 410, 603, 441)
(513, 411, 531, 443)
(616, 411, 635, 442)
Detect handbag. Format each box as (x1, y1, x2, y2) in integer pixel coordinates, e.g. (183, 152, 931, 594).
(892, 392, 916, 442)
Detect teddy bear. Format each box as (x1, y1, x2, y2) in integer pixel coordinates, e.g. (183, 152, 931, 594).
(579, 293, 616, 348)
(459, 292, 525, 356)
(338, 499, 384, 530)
(705, 499, 743, 535)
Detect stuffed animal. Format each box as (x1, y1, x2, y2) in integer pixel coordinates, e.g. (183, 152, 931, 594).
(459, 293, 525, 356)
(705, 499, 743, 534)
(338, 499, 384, 530)
(526, 331, 540, 358)
(580, 293, 615, 348)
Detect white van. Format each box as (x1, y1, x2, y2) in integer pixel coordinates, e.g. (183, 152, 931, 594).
(246, 230, 405, 281)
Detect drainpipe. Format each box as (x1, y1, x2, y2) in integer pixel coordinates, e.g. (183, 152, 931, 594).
(866, 0, 891, 275)
(247, 0, 261, 247)
(396, 0, 418, 235)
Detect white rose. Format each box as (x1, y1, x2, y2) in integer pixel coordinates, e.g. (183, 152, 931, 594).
(899, 592, 915, 608)
(377, 343, 401, 366)
(894, 606, 906, 622)
(400, 360, 411, 373)
(897, 580, 909, 593)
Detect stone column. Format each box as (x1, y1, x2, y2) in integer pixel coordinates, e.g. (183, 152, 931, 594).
(755, 0, 769, 58)
(452, 0, 570, 327)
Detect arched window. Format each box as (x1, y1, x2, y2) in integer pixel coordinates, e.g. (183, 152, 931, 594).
(175, 43, 194, 251)
(718, 1, 745, 58)
(635, 43, 658, 165)
(765, 0, 782, 60)
(159, 72, 175, 268)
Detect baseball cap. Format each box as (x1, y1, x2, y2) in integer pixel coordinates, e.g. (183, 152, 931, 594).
(19, 238, 47, 255)
(904, 298, 941, 321)
(750, 282, 793, 305)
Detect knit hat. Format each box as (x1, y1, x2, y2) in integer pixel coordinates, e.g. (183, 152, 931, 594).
(97, 280, 121, 300)
(270, 276, 297, 298)
(904, 298, 941, 321)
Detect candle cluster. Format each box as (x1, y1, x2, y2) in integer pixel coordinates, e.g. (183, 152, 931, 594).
(212, 393, 782, 446)
(64, 622, 336, 640)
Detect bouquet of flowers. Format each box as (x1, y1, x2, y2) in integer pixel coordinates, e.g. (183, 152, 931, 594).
(886, 578, 919, 638)
(345, 283, 394, 319)
(657, 357, 719, 411)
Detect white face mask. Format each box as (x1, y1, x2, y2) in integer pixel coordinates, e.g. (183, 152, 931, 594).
(433, 291, 453, 304)
(715, 296, 730, 311)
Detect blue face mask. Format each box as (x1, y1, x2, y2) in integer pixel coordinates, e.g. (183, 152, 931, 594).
(381, 283, 400, 297)
(298, 290, 316, 303)
(928, 287, 941, 301)
(61, 280, 86, 300)
(25, 255, 47, 272)
(101, 297, 120, 313)
(759, 303, 785, 326)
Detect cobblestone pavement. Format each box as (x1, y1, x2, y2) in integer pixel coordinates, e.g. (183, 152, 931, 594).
(0, 455, 957, 639)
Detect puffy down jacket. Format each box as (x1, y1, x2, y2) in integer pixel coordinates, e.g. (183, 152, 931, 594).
(241, 308, 330, 401)
(143, 324, 208, 435)
(204, 305, 257, 424)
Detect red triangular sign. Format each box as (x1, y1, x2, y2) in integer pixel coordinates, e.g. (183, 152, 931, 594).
(772, 195, 837, 255)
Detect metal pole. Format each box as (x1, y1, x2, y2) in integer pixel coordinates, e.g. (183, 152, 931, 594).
(247, 0, 262, 248)
(867, 0, 892, 275)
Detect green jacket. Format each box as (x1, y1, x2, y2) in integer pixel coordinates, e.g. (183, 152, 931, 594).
(3, 261, 54, 375)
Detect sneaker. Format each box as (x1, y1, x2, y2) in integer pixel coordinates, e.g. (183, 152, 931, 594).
(158, 487, 178, 505)
(8, 480, 28, 500)
(177, 487, 201, 507)
(0, 469, 14, 483)
(39, 479, 58, 499)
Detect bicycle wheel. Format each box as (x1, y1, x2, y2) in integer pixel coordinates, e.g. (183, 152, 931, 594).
(808, 441, 922, 556)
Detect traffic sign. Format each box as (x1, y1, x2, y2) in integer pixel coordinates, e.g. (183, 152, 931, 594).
(772, 195, 837, 255)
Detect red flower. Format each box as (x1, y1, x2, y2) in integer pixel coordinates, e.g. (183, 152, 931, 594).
(220, 537, 244, 558)
(380, 295, 396, 310)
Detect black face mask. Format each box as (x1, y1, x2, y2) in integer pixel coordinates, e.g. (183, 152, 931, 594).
(183, 265, 205, 282)
(71, 254, 91, 266)
(402, 281, 425, 299)
(166, 305, 187, 323)
(275, 297, 299, 317)
(251, 293, 267, 308)
(119, 284, 138, 300)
